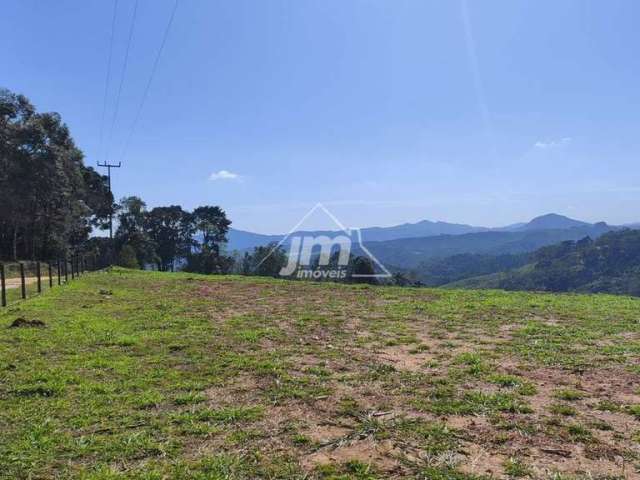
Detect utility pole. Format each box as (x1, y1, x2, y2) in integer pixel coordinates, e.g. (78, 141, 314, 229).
(97, 161, 121, 239)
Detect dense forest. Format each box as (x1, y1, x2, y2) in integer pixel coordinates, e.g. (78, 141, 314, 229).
(0, 88, 113, 260)
(440, 229, 640, 296)
(500, 229, 640, 295)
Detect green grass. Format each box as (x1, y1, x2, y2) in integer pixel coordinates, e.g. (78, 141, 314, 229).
(553, 388, 585, 401)
(503, 457, 532, 478)
(1, 268, 640, 479)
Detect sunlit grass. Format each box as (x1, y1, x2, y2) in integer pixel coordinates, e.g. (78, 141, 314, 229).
(1, 268, 639, 478)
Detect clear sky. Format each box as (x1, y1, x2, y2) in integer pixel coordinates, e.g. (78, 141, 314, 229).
(3, 0, 639, 233)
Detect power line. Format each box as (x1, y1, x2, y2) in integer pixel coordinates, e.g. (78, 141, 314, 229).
(119, 0, 179, 164)
(98, 0, 119, 163)
(105, 0, 139, 163)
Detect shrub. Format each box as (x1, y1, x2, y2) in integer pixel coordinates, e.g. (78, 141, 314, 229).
(117, 244, 140, 269)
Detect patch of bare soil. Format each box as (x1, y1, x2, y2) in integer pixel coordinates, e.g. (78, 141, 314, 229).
(459, 443, 507, 477)
(302, 438, 401, 473)
(377, 345, 433, 372)
(531, 446, 631, 479)
(304, 425, 352, 443)
(185, 279, 640, 478)
(456, 363, 640, 477)
(525, 365, 640, 405)
(205, 374, 260, 406)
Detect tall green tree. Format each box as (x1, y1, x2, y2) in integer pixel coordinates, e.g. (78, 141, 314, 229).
(114, 196, 157, 268)
(192, 206, 231, 255)
(350, 256, 378, 284)
(145, 206, 194, 271)
(0, 88, 113, 260)
(242, 243, 288, 277)
(184, 206, 233, 274)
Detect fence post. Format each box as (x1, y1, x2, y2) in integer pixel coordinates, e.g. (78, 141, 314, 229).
(48, 262, 53, 288)
(57, 260, 62, 285)
(0, 264, 6, 307)
(36, 261, 42, 293)
(20, 262, 26, 299)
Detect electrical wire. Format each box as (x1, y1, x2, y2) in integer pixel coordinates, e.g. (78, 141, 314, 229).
(119, 0, 179, 164)
(98, 0, 119, 163)
(105, 0, 139, 163)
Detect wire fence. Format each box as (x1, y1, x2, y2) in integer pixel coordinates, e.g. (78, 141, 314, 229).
(0, 256, 101, 308)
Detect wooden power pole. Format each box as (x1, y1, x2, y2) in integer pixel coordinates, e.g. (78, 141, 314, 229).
(97, 161, 121, 239)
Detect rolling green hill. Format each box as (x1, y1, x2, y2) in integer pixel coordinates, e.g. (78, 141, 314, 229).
(443, 263, 536, 290)
(2, 269, 640, 478)
(446, 229, 640, 296)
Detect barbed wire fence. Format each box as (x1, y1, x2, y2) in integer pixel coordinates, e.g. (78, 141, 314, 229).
(0, 256, 103, 308)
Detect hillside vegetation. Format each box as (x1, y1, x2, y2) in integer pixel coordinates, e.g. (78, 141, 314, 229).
(2, 270, 640, 479)
(450, 230, 640, 296)
(356, 223, 615, 270)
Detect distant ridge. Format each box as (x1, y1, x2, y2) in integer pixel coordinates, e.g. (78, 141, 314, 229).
(226, 229, 282, 251)
(353, 222, 617, 269)
(226, 219, 486, 251)
(518, 213, 592, 231)
(225, 213, 631, 252)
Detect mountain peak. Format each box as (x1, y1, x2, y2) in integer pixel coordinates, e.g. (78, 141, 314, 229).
(523, 213, 590, 231)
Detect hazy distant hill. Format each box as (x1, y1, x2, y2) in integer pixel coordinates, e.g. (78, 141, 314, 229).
(226, 229, 283, 251)
(226, 219, 486, 251)
(492, 214, 590, 232)
(226, 214, 628, 265)
(517, 213, 591, 231)
(354, 223, 616, 269)
(356, 220, 487, 241)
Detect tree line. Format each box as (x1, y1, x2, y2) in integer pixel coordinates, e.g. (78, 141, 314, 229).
(0, 88, 113, 261)
(110, 196, 232, 273)
(0, 87, 388, 284)
(110, 196, 380, 283)
(0, 88, 234, 273)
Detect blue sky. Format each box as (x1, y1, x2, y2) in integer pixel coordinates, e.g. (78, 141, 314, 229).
(3, 0, 639, 233)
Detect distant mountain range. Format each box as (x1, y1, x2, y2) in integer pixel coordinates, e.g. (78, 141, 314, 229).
(225, 213, 640, 296)
(226, 219, 488, 251)
(353, 222, 618, 269)
(226, 213, 628, 256)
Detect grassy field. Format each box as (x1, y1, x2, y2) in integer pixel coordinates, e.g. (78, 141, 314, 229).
(1, 269, 640, 479)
